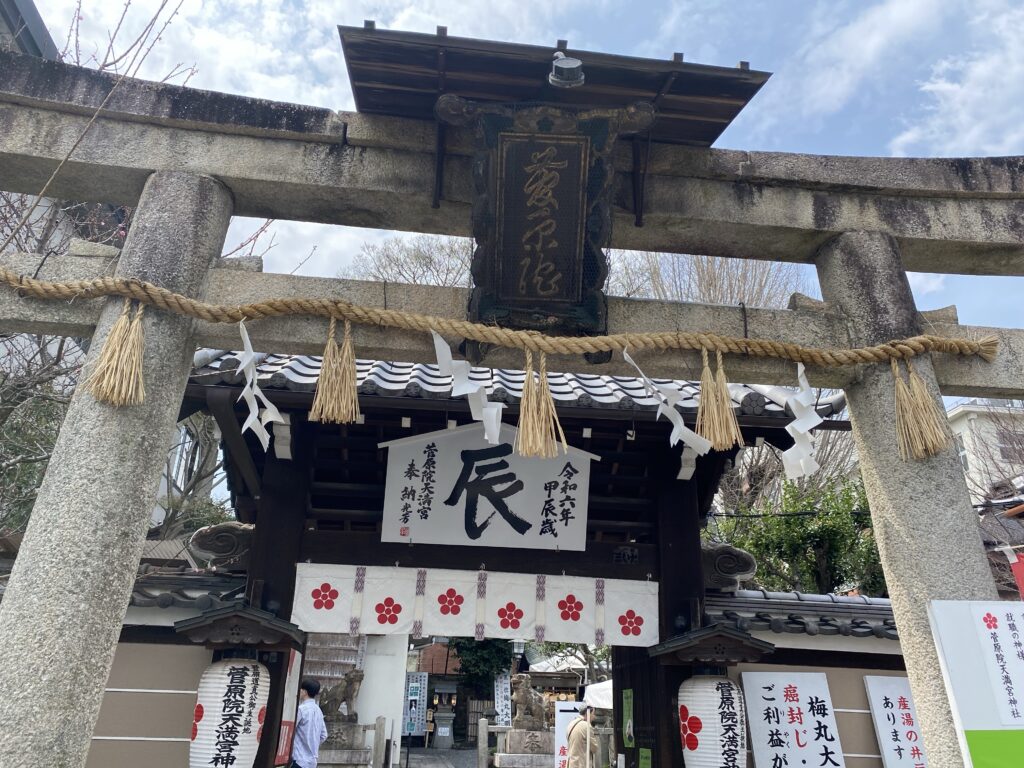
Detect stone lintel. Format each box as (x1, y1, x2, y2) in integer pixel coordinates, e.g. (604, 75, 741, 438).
(2, 51, 1024, 274)
(1, 251, 1021, 397)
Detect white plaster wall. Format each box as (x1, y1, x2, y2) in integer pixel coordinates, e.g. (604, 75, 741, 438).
(949, 409, 1024, 502)
(355, 634, 409, 764)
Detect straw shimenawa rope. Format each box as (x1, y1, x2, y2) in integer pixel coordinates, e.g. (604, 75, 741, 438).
(0, 267, 999, 367)
(6, 265, 994, 460)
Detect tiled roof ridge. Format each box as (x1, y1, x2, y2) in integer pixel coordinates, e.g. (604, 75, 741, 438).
(190, 351, 848, 420)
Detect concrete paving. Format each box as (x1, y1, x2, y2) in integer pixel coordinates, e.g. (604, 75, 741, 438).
(400, 747, 480, 768)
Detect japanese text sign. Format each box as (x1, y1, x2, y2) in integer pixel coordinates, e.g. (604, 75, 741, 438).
(496, 135, 587, 306)
(380, 424, 596, 551)
(191, 661, 269, 768)
(742, 672, 846, 768)
(404, 672, 428, 736)
(864, 676, 928, 768)
(495, 672, 513, 728)
(929, 600, 1024, 765)
(555, 701, 582, 768)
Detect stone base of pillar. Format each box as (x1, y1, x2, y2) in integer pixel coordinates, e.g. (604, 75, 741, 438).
(320, 747, 373, 768)
(506, 730, 555, 754)
(494, 754, 551, 768)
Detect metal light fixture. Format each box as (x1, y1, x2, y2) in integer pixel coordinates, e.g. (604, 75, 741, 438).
(450, 693, 458, 708)
(549, 52, 584, 88)
(433, 693, 440, 706)
(512, 639, 526, 656)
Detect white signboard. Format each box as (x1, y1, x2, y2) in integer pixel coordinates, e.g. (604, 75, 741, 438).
(274, 650, 303, 766)
(495, 671, 513, 728)
(555, 701, 583, 768)
(864, 676, 928, 767)
(293, 564, 660, 648)
(380, 423, 596, 551)
(403, 672, 428, 736)
(928, 600, 1024, 766)
(742, 672, 846, 768)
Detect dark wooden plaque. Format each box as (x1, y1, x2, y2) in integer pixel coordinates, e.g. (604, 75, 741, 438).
(436, 95, 655, 355)
(496, 133, 588, 307)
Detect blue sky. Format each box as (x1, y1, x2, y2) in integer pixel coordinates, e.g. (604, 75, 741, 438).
(42, 0, 1024, 331)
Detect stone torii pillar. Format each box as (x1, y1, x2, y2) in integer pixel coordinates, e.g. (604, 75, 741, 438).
(0, 172, 232, 766)
(815, 231, 998, 765)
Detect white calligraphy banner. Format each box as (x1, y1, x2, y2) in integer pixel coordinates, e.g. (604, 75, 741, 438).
(864, 676, 928, 767)
(292, 564, 659, 648)
(742, 672, 846, 768)
(380, 423, 597, 551)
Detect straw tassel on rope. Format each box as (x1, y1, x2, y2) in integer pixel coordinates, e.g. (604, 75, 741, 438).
(309, 317, 361, 424)
(515, 350, 567, 459)
(891, 358, 951, 460)
(82, 298, 146, 406)
(696, 347, 742, 451)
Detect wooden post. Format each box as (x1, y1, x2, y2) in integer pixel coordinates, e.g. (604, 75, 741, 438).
(251, 417, 312, 768)
(612, 457, 701, 768)
(373, 715, 387, 768)
(478, 717, 490, 768)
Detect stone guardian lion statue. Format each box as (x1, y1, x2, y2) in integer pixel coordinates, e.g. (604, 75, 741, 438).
(511, 673, 546, 731)
(319, 669, 365, 724)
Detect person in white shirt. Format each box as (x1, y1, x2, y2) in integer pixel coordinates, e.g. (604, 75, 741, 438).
(291, 678, 329, 768)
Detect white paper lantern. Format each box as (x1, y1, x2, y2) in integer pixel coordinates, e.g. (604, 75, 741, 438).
(191, 660, 271, 768)
(677, 676, 747, 768)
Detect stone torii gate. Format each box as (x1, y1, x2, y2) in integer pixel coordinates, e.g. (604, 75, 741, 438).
(1, 49, 1023, 767)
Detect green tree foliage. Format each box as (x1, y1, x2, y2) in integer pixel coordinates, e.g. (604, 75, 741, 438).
(711, 479, 886, 596)
(532, 642, 611, 681)
(0, 388, 66, 532)
(448, 638, 512, 695)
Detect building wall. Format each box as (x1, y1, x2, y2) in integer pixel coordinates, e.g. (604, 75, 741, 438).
(729, 663, 907, 768)
(948, 405, 1024, 502)
(355, 634, 409, 765)
(87, 642, 213, 768)
(417, 641, 462, 674)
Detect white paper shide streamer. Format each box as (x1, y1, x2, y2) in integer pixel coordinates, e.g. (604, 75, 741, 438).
(622, 348, 712, 456)
(781, 363, 822, 479)
(236, 321, 285, 451)
(431, 331, 505, 443)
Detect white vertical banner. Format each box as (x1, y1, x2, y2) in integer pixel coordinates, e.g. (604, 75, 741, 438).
(545, 576, 596, 646)
(422, 569, 479, 639)
(555, 701, 583, 768)
(273, 650, 303, 766)
(495, 671, 513, 728)
(864, 676, 928, 767)
(359, 566, 418, 635)
(485, 572, 538, 640)
(742, 672, 846, 768)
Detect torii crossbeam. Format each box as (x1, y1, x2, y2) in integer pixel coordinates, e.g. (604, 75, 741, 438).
(0, 48, 1022, 767)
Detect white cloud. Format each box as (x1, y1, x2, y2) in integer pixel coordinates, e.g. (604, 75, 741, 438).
(39, 1, 599, 279)
(907, 272, 946, 296)
(889, 0, 1024, 157)
(746, 0, 954, 140)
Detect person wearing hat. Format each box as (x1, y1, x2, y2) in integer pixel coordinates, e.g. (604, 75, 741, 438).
(566, 704, 600, 768)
